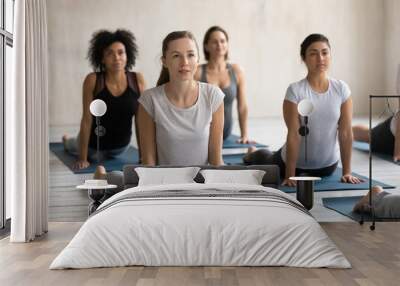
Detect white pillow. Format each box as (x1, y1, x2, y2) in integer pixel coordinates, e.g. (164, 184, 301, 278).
(135, 167, 200, 186)
(200, 169, 266, 185)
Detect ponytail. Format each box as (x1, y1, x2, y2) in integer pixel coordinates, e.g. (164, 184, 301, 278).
(157, 67, 169, 86)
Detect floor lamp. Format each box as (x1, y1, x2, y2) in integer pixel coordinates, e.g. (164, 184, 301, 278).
(89, 99, 107, 164)
(290, 99, 321, 210)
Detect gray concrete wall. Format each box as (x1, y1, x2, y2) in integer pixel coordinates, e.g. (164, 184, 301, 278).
(47, 0, 387, 127)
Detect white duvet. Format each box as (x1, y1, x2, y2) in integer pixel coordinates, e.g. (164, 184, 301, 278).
(50, 183, 350, 269)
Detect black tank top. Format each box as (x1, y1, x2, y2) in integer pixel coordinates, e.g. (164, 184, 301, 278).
(88, 72, 140, 150)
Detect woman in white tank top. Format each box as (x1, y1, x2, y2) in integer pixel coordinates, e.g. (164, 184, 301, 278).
(137, 31, 225, 166)
(244, 34, 362, 187)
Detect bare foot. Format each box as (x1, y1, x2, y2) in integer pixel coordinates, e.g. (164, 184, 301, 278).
(353, 186, 383, 212)
(94, 165, 107, 180)
(62, 134, 68, 150)
(242, 146, 257, 164)
(247, 146, 257, 154)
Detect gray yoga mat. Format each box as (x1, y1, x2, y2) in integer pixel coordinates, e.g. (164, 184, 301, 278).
(322, 196, 399, 222)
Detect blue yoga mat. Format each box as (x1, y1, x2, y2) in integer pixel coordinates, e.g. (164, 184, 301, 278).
(222, 153, 245, 165)
(322, 196, 398, 222)
(51, 142, 245, 172)
(353, 141, 400, 165)
(279, 168, 395, 193)
(223, 134, 268, 149)
(50, 142, 139, 174)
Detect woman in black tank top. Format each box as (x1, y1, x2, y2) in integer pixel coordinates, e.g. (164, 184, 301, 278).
(62, 29, 146, 170)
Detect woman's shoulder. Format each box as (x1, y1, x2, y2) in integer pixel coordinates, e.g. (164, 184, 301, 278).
(230, 63, 242, 73)
(83, 72, 97, 83)
(328, 78, 351, 97)
(199, 81, 222, 95)
(229, 63, 244, 81)
(82, 72, 98, 90)
(287, 78, 308, 91)
(329, 77, 349, 88)
(198, 82, 225, 104)
(142, 85, 164, 97)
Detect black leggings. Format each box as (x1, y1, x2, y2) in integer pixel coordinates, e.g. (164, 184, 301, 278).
(371, 116, 395, 155)
(244, 148, 338, 178)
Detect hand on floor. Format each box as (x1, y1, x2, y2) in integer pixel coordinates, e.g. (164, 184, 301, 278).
(236, 136, 256, 144)
(73, 159, 90, 170)
(282, 178, 297, 187)
(341, 174, 364, 184)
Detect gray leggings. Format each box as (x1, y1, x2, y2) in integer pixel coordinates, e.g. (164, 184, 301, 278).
(371, 191, 400, 218)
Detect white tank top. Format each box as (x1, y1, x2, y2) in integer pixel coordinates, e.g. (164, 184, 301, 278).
(138, 82, 224, 165)
(281, 78, 351, 169)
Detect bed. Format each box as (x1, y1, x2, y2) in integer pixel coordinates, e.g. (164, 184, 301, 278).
(50, 165, 350, 269)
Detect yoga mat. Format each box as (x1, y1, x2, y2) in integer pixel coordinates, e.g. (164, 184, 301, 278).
(222, 153, 245, 165)
(223, 134, 268, 149)
(353, 141, 400, 165)
(279, 168, 395, 193)
(50, 142, 139, 174)
(322, 196, 398, 222)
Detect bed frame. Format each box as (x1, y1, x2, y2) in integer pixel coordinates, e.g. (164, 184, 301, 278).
(122, 164, 281, 189)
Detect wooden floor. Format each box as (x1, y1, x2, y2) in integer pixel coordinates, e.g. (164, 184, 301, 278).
(1, 222, 400, 286)
(1, 117, 399, 285)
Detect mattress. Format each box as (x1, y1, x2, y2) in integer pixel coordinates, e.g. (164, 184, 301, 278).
(50, 183, 350, 269)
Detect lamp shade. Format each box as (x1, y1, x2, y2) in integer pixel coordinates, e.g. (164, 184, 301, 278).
(298, 99, 314, 116)
(89, 99, 107, 117)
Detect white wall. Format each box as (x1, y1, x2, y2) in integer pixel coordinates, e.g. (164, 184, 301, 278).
(47, 0, 387, 127)
(384, 0, 400, 95)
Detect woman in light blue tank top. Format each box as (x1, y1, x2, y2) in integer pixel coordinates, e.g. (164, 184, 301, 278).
(195, 26, 252, 142)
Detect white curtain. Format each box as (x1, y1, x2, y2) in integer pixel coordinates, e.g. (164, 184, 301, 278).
(7, 0, 49, 242)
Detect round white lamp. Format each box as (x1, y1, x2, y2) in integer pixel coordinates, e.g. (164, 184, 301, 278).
(89, 99, 107, 163)
(90, 99, 107, 117)
(298, 99, 314, 117)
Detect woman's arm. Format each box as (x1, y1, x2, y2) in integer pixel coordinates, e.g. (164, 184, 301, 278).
(137, 104, 157, 166)
(208, 104, 224, 166)
(74, 73, 96, 169)
(282, 100, 301, 186)
(232, 64, 252, 143)
(134, 72, 146, 162)
(338, 98, 362, 184)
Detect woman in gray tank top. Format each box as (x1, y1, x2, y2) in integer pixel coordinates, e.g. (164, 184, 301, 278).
(195, 26, 252, 143)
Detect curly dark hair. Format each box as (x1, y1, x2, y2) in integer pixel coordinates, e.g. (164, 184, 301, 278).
(87, 29, 138, 71)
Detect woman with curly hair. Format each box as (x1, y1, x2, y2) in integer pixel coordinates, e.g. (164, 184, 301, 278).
(63, 29, 146, 169)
